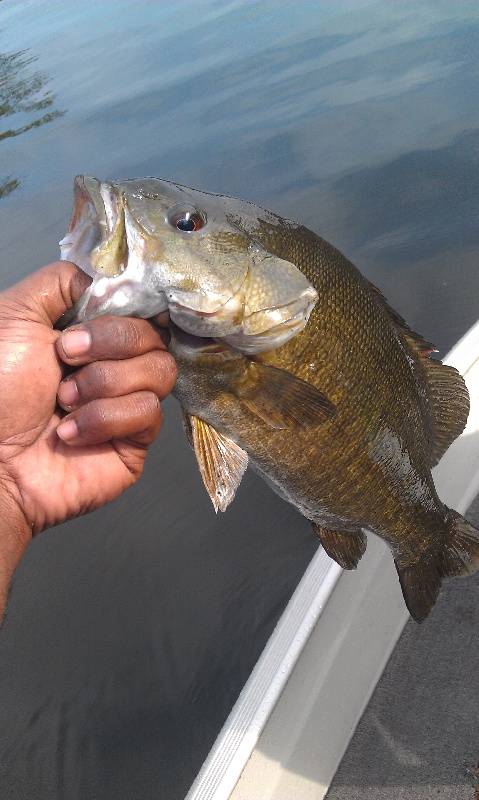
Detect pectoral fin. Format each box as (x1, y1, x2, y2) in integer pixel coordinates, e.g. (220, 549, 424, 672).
(232, 362, 335, 429)
(181, 408, 194, 448)
(185, 413, 249, 512)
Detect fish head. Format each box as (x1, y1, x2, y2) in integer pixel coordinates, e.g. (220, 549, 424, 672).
(59, 176, 318, 352)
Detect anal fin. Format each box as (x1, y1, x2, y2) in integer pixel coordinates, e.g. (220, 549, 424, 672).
(396, 559, 442, 624)
(313, 524, 367, 569)
(187, 413, 248, 513)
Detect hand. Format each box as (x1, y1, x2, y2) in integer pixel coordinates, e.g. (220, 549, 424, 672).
(0, 261, 177, 623)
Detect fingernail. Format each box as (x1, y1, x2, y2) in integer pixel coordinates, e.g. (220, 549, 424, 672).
(57, 418, 78, 442)
(61, 329, 91, 358)
(58, 378, 79, 406)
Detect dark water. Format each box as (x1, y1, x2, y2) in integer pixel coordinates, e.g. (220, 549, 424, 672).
(1, 2, 478, 798)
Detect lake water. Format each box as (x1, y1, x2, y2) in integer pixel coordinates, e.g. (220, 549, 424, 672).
(1, 2, 478, 798)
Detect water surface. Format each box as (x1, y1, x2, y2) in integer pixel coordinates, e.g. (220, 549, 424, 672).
(0, 2, 478, 798)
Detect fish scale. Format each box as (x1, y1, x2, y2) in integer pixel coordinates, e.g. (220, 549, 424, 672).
(60, 176, 479, 621)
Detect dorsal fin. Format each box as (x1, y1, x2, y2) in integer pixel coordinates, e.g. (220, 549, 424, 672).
(369, 282, 469, 466)
(412, 350, 470, 467)
(369, 283, 434, 354)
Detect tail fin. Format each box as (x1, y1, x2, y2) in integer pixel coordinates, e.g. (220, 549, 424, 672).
(396, 510, 479, 623)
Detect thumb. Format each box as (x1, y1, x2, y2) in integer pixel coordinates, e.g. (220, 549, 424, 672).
(2, 262, 92, 327)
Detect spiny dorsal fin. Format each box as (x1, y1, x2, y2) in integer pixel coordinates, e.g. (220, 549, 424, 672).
(232, 361, 336, 429)
(369, 283, 434, 354)
(187, 413, 248, 512)
(312, 524, 367, 569)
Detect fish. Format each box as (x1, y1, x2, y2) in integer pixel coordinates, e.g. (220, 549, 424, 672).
(59, 175, 479, 622)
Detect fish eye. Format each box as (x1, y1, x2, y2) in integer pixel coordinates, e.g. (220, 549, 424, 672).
(167, 205, 206, 233)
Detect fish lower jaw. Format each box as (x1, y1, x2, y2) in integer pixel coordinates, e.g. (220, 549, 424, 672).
(168, 299, 312, 353)
(168, 301, 242, 339)
(221, 309, 311, 354)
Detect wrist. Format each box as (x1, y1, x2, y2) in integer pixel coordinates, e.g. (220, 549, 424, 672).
(0, 480, 32, 625)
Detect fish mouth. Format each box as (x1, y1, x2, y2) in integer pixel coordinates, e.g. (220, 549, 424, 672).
(168, 322, 227, 356)
(59, 175, 128, 278)
(58, 175, 171, 325)
(59, 176, 104, 274)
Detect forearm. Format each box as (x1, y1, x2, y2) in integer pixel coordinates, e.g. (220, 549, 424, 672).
(0, 489, 31, 625)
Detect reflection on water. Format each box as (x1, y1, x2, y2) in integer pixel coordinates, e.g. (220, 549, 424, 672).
(0, 1, 478, 798)
(0, 38, 65, 198)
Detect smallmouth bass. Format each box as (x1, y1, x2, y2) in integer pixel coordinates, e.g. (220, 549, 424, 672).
(59, 175, 479, 622)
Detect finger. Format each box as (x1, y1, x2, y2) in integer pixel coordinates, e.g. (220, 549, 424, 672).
(57, 315, 170, 366)
(2, 262, 92, 326)
(56, 392, 162, 447)
(151, 311, 170, 327)
(57, 350, 177, 410)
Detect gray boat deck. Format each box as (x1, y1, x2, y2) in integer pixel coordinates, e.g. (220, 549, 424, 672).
(326, 496, 479, 800)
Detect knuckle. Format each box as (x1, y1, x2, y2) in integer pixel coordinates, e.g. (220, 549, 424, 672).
(75, 399, 109, 438)
(78, 362, 112, 398)
(131, 392, 162, 442)
(162, 352, 178, 387)
(137, 390, 161, 418)
(116, 317, 143, 353)
(150, 352, 178, 395)
(87, 316, 142, 358)
(72, 390, 163, 445)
